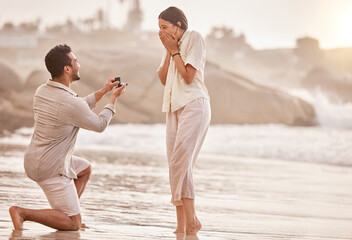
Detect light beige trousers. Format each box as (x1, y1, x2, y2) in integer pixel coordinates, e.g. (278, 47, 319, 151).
(166, 98, 211, 206)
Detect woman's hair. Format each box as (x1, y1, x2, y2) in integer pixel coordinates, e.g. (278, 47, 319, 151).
(159, 6, 188, 30)
(45, 44, 72, 78)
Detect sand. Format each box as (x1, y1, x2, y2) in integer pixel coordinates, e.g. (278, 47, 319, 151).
(0, 143, 352, 240)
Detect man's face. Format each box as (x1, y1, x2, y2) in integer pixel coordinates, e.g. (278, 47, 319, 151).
(67, 52, 80, 81)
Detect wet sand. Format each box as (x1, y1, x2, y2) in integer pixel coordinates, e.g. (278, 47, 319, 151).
(1, 143, 352, 240)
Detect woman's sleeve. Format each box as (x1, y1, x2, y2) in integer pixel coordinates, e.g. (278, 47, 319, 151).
(184, 32, 205, 70)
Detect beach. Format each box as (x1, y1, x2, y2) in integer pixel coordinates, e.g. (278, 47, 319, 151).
(1, 139, 352, 240)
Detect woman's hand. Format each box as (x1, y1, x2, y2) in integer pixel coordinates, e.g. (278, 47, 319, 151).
(159, 30, 179, 54)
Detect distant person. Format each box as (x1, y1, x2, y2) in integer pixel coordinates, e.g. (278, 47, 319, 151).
(157, 6, 211, 235)
(9, 44, 126, 231)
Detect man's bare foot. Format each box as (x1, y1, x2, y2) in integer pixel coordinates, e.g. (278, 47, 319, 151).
(9, 206, 24, 230)
(186, 218, 202, 235)
(81, 223, 89, 229)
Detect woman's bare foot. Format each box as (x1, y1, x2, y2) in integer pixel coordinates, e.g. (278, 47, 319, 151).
(186, 218, 202, 235)
(9, 206, 24, 230)
(173, 226, 185, 234)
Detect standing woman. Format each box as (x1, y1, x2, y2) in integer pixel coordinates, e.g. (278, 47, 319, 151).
(157, 6, 211, 235)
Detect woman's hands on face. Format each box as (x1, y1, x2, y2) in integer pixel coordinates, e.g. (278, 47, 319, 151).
(159, 30, 179, 54)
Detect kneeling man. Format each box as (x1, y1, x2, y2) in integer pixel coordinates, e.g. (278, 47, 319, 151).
(9, 44, 126, 231)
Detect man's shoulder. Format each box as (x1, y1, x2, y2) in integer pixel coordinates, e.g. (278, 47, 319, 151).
(34, 83, 81, 110)
(35, 83, 75, 97)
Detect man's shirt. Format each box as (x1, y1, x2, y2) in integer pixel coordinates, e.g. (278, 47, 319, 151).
(24, 80, 115, 182)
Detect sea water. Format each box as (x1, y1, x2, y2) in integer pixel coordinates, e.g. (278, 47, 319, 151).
(3, 124, 352, 166)
(1, 124, 352, 239)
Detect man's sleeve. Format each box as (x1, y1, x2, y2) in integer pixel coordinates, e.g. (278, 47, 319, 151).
(71, 98, 115, 133)
(83, 93, 97, 110)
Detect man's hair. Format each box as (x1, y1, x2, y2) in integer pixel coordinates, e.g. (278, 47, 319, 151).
(45, 44, 72, 78)
(159, 6, 188, 30)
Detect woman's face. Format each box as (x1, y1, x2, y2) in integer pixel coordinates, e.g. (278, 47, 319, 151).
(158, 18, 178, 37)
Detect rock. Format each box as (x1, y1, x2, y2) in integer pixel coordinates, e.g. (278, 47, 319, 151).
(24, 70, 49, 90)
(0, 60, 23, 92)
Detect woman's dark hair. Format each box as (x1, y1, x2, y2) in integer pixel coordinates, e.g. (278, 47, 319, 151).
(45, 44, 72, 78)
(159, 6, 188, 30)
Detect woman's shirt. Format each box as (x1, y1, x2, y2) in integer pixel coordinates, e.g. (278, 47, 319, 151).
(158, 30, 210, 113)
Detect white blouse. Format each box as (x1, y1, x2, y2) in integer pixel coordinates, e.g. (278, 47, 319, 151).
(158, 30, 210, 113)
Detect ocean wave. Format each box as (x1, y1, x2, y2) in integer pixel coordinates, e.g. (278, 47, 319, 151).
(289, 88, 352, 129)
(2, 124, 352, 166)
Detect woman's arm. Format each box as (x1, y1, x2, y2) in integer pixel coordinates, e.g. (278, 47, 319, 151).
(159, 30, 197, 85)
(172, 55, 197, 85)
(157, 51, 171, 86)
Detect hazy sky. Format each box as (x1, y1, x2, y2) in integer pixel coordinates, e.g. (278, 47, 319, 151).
(1, 0, 352, 49)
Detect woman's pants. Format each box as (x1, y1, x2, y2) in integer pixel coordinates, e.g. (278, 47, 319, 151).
(166, 98, 211, 206)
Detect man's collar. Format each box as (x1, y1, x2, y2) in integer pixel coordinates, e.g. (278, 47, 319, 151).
(46, 80, 78, 97)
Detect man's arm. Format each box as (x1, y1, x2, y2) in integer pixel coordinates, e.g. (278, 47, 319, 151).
(73, 83, 126, 133)
(95, 78, 119, 102)
(84, 78, 119, 109)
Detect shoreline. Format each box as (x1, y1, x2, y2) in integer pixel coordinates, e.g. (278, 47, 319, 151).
(1, 143, 352, 239)
(2, 141, 352, 169)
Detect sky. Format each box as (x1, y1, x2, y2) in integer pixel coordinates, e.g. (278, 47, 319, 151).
(0, 0, 352, 49)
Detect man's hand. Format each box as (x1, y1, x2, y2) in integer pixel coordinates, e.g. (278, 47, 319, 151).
(109, 83, 127, 104)
(95, 78, 120, 103)
(103, 78, 119, 93)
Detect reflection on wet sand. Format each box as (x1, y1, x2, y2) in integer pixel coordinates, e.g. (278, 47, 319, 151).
(2, 144, 352, 239)
(9, 229, 81, 240)
(175, 233, 199, 240)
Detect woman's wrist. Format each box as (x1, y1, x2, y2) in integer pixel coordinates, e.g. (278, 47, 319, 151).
(171, 52, 180, 57)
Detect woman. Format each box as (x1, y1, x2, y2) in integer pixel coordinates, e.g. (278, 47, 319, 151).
(157, 6, 211, 235)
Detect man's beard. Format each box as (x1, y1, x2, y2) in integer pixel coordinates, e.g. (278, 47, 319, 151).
(72, 72, 80, 81)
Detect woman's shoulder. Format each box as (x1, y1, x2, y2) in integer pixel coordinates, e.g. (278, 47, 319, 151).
(184, 31, 204, 46)
(188, 30, 203, 40)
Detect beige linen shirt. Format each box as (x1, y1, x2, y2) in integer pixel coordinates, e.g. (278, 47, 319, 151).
(24, 80, 115, 182)
(159, 30, 210, 113)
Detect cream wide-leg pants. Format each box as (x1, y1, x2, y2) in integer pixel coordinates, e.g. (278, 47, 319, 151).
(166, 98, 211, 206)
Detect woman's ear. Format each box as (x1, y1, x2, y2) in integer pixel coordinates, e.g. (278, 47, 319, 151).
(177, 21, 182, 28)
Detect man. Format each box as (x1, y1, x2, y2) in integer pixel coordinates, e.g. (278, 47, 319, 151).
(9, 44, 126, 231)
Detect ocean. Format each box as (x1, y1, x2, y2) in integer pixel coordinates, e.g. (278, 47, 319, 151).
(2, 123, 352, 167)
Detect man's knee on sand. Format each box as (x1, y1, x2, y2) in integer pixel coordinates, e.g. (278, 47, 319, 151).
(67, 214, 82, 231)
(77, 164, 92, 179)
